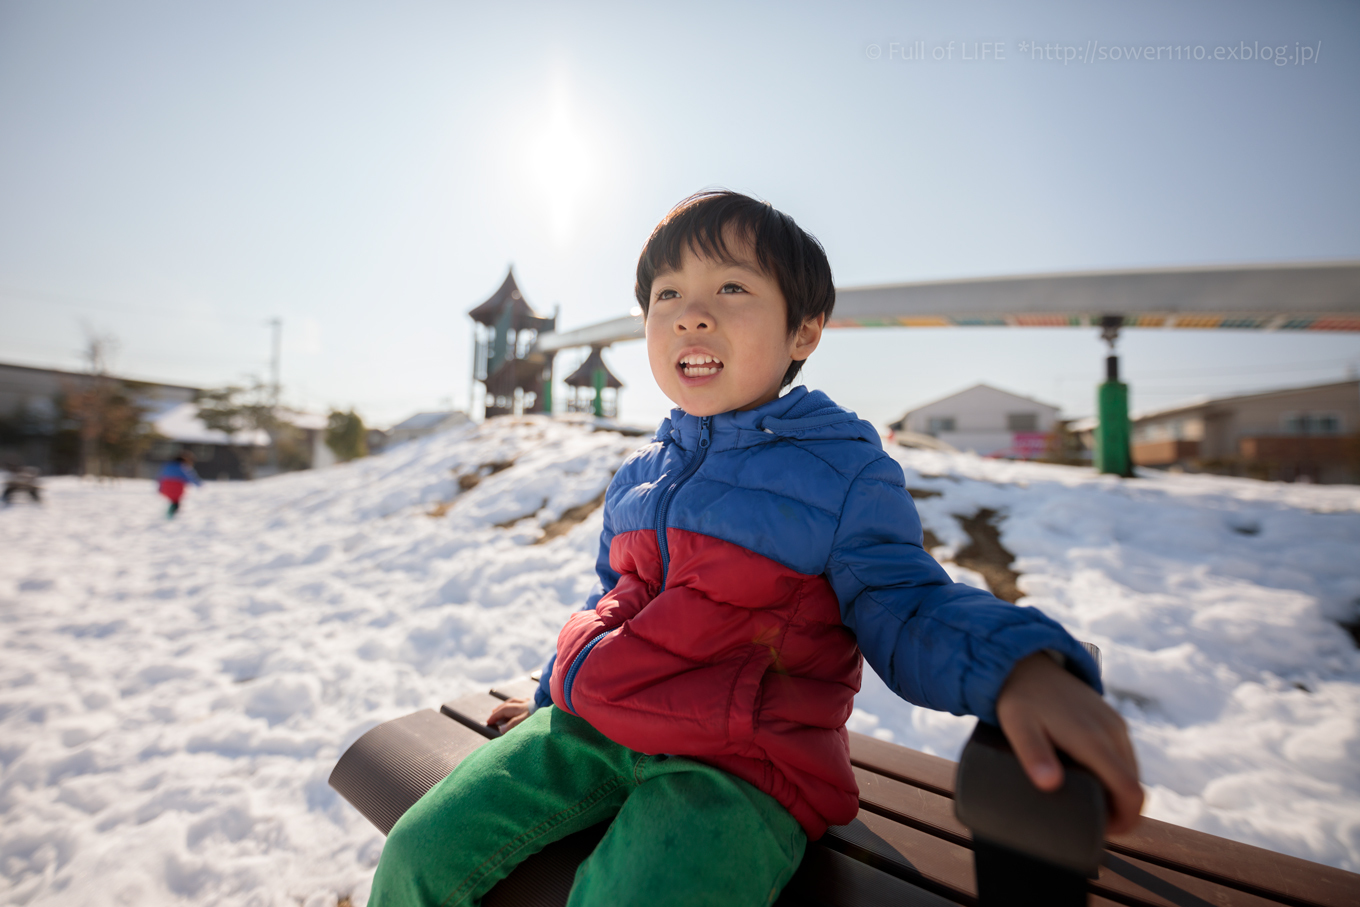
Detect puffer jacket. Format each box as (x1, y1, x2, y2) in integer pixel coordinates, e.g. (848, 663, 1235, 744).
(546, 387, 1100, 839)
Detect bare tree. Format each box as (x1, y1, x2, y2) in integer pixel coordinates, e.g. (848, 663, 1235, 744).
(64, 330, 156, 477)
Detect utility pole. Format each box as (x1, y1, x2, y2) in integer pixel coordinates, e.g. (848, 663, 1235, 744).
(269, 318, 282, 406)
(267, 318, 282, 474)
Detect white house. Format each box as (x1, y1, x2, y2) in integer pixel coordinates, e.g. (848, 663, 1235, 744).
(889, 384, 1060, 459)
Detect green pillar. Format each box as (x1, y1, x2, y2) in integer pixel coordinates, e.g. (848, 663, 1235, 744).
(1095, 356, 1133, 477)
(541, 355, 554, 415)
(592, 367, 605, 418)
(489, 305, 512, 377)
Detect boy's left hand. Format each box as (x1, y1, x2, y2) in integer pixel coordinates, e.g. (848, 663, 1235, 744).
(995, 652, 1144, 835)
(486, 696, 534, 733)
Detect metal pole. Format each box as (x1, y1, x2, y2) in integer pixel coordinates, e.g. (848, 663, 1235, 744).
(593, 367, 605, 418)
(269, 318, 282, 405)
(268, 317, 281, 474)
(1094, 316, 1133, 477)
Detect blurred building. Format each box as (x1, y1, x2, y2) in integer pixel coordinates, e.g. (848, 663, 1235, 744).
(0, 361, 197, 474)
(889, 384, 1059, 459)
(1124, 379, 1360, 483)
(145, 401, 270, 480)
(0, 360, 341, 478)
(386, 411, 470, 446)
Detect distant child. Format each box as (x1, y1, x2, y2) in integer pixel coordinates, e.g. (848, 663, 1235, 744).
(157, 451, 202, 518)
(370, 192, 1142, 906)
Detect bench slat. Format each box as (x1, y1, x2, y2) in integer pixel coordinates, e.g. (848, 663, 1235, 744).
(851, 771, 1301, 907)
(777, 845, 962, 907)
(441, 692, 507, 739)
(847, 732, 1359, 907)
(849, 733, 957, 797)
(490, 677, 542, 702)
(328, 709, 487, 835)
(1104, 821, 1359, 907)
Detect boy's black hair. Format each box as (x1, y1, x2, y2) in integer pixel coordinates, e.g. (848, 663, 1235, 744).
(634, 190, 835, 388)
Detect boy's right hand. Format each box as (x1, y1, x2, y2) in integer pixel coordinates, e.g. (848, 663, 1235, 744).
(995, 652, 1144, 834)
(486, 696, 534, 733)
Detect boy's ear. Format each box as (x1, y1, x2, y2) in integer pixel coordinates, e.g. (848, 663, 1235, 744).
(791, 314, 825, 362)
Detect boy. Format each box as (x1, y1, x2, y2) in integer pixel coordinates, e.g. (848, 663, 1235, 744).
(370, 192, 1141, 906)
(157, 450, 202, 518)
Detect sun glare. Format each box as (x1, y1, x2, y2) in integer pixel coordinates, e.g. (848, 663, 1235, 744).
(527, 82, 595, 242)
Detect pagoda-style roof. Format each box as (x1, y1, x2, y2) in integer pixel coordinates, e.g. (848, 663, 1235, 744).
(468, 269, 555, 330)
(564, 347, 623, 389)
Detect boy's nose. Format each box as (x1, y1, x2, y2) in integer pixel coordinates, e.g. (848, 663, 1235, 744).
(675, 303, 714, 332)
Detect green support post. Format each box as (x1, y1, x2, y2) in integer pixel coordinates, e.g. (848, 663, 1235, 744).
(541, 356, 553, 415)
(1095, 355, 1133, 477)
(592, 367, 605, 418)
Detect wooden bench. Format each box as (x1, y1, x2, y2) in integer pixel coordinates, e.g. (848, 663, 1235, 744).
(330, 677, 1358, 906)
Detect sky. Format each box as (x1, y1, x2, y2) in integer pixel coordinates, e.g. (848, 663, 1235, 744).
(1, 0, 1358, 429)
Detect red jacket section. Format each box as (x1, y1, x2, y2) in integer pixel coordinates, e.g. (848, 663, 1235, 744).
(551, 527, 862, 838)
(158, 478, 187, 502)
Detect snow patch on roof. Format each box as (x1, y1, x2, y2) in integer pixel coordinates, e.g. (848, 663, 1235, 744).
(152, 402, 270, 446)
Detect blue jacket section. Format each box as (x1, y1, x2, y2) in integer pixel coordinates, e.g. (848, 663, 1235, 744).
(535, 387, 1099, 724)
(157, 461, 203, 485)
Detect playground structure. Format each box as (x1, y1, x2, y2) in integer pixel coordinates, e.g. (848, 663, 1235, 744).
(471, 261, 1360, 474)
(468, 270, 558, 418)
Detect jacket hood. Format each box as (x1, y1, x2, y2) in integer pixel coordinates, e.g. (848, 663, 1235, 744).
(656, 386, 883, 452)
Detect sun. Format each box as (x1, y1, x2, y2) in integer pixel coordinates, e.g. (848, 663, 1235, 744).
(526, 82, 595, 242)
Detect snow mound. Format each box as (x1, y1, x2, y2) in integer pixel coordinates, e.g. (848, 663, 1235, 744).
(1, 418, 1358, 905)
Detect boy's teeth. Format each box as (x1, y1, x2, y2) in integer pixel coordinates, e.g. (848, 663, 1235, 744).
(680, 355, 722, 376)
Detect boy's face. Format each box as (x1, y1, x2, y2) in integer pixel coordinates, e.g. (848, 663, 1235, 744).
(645, 232, 823, 417)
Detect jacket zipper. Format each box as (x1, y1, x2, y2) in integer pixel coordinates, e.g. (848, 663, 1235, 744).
(563, 416, 711, 714)
(655, 416, 711, 590)
(562, 630, 609, 715)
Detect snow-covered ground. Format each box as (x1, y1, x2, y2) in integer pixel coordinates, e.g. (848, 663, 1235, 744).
(2, 416, 1358, 905)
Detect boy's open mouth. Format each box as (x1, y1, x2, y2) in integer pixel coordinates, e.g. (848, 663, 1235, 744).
(678, 354, 724, 377)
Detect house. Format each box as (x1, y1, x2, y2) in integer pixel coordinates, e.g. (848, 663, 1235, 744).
(145, 401, 271, 480)
(0, 361, 198, 475)
(386, 411, 471, 446)
(888, 384, 1060, 459)
(1125, 379, 1360, 483)
(1, 360, 346, 478)
(147, 405, 340, 479)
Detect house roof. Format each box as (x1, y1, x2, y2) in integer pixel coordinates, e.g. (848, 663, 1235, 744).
(1127, 378, 1360, 424)
(1070, 378, 1360, 432)
(153, 402, 270, 446)
(390, 411, 464, 433)
(893, 383, 1060, 424)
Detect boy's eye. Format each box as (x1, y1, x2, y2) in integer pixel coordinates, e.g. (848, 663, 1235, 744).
(655, 288, 679, 301)
(718, 282, 746, 294)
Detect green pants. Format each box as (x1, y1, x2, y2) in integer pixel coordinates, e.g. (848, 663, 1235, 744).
(369, 706, 806, 907)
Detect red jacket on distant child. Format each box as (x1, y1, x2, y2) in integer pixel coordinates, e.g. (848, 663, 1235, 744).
(157, 456, 202, 516)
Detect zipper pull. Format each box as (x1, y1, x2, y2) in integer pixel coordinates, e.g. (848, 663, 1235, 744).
(698, 417, 711, 449)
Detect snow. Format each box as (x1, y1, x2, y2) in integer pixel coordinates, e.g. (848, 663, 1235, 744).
(3, 416, 1359, 905)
